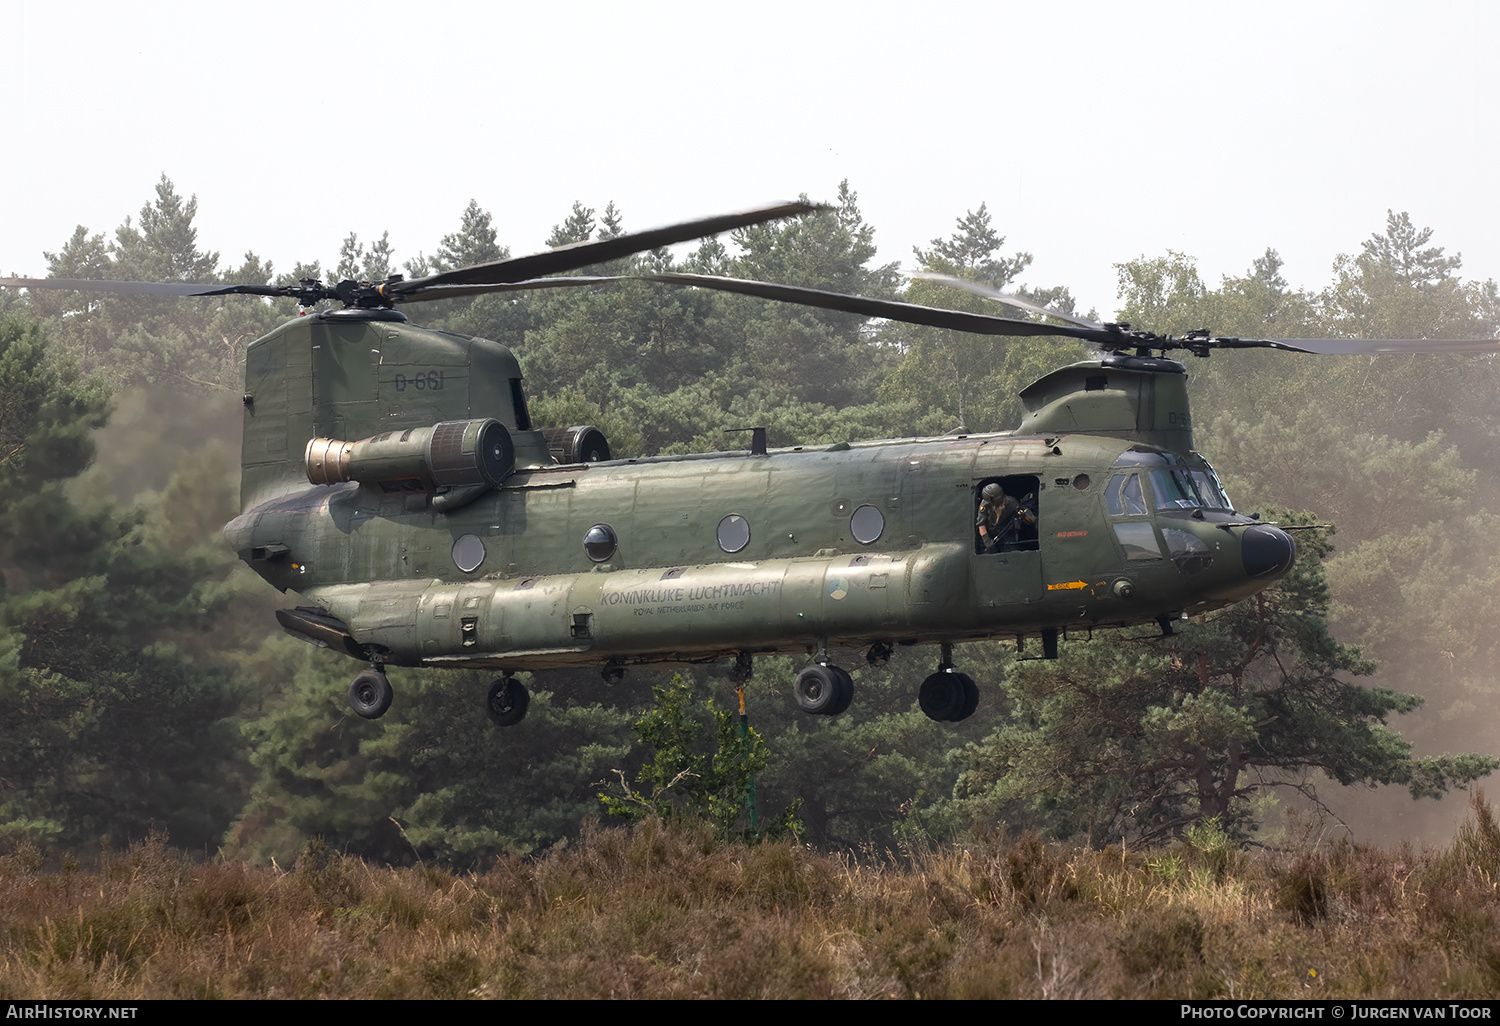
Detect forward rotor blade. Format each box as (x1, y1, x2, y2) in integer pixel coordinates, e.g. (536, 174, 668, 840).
(1250, 337, 1500, 355)
(912, 272, 1106, 331)
(408, 270, 1110, 340)
(490, 271, 1500, 356)
(391, 276, 625, 302)
(910, 273, 1500, 353)
(391, 201, 821, 302)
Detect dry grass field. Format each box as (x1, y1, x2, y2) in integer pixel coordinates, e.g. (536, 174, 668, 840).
(3, 796, 1500, 1000)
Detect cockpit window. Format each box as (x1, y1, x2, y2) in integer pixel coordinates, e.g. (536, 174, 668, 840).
(1113, 522, 1163, 561)
(1105, 473, 1147, 516)
(1185, 455, 1235, 511)
(1148, 469, 1203, 511)
(1188, 473, 1229, 510)
(1111, 449, 1235, 513)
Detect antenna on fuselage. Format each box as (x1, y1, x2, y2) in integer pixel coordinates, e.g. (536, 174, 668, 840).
(728, 426, 769, 456)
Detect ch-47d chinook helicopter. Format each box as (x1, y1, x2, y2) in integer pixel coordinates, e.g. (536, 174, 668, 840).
(6, 203, 1497, 729)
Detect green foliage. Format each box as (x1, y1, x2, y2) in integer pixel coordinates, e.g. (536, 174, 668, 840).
(0, 314, 110, 494)
(735, 654, 988, 850)
(601, 674, 796, 842)
(1181, 816, 1234, 885)
(1102, 222, 1500, 845)
(1114, 250, 1208, 334)
(404, 200, 512, 332)
(333, 231, 395, 283)
(32, 176, 286, 392)
(727, 181, 901, 407)
(0, 313, 249, 850)
(1323, 210, 1488, 339)
(947, 518, 1496, 844)
(913, 203, 1033, 286)
(230, 654, 634, 868)
(883, 203, 1087, 432)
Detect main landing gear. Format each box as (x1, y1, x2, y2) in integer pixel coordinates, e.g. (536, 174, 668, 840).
(919, 669, 978, 722)
(787, 641, 981, 723)
(793, 662, 854, 717)
(790, 641, 855, 717)
(918, 645, 979, 723)
(485, 676, 529, 726)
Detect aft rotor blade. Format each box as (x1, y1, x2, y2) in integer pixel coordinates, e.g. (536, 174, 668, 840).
(391, 201, 821, 301)
(0, 276, 228, 298)
(625, 272, 1118, 343)
(912, 272, 1107, 331)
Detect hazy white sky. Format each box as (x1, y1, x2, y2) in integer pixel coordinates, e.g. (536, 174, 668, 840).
(7, 0, 1497, 318)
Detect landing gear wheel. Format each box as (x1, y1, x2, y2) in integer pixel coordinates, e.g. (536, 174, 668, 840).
(348, 669, 393, 720)
(956, 673, 979, 721)
(828, 665, 854, 716)
(486, 676, 529, 726)
(794, 663, 848, 716)
(919, 670, 977, 722)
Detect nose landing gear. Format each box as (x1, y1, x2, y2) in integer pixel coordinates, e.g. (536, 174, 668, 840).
(348, 667, 394, 719)
(346, 663, 532, 727)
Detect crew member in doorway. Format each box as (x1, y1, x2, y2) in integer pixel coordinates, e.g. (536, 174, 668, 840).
(976, 482, 1036, 553)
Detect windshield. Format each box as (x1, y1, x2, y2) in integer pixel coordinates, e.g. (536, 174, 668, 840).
(1184, 455, 1235, 511)
(1148, 468, 1203, 510)
(1111, 448, 1235, 513)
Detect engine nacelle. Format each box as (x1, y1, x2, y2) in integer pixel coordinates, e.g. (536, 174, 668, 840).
(305, 419, 514, 494)
(540, 425, 612, 464)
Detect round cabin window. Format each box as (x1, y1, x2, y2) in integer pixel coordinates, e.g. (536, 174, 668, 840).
(716, 514, 750, 553)
(452, 534, 486, 573)
(850, 504, 885, 544)
(583, 524, 618, 563)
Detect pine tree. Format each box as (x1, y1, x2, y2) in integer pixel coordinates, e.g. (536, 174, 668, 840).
(883, 203, 1082, 432)
(433, 200, 507, 271)
(945, 518, 1496, 844)
(0, 313, 248, 848)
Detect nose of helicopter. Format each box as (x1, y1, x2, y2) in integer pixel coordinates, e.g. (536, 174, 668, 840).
(1241, 524, 1297, 580)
